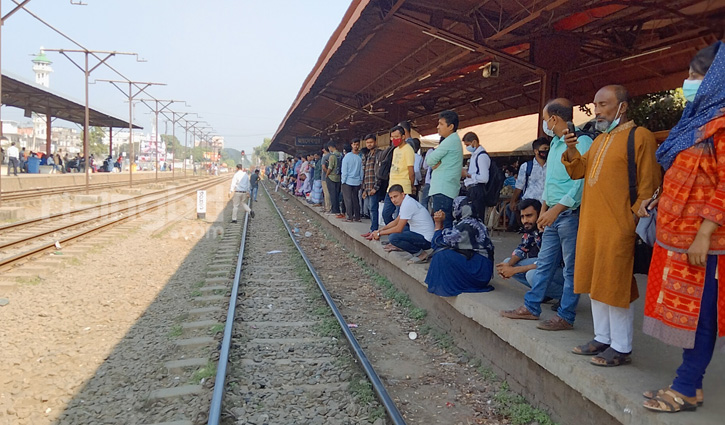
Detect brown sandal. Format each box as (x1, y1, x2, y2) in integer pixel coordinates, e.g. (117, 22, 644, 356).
(644, 386, 703, 406)
(590, 347, 631, 367)
(642, 389, 698, 413)
(572, 339, 610, 355)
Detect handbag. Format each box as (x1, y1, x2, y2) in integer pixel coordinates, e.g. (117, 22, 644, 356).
(627, 127, 655, 275)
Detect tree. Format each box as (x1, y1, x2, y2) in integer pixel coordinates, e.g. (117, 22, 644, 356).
(629, 89, 687, 132)
(253, 138, 281, 166)
(80, 127, 109, 157)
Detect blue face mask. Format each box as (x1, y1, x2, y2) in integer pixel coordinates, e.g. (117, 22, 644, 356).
(466, 145, 476, 153)
(682, 79, 702, 103)
(542, 118, 555, 137)
(595, 102, 624, 133)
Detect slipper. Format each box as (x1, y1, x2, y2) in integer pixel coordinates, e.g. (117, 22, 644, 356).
(407, 255, 429, 264)
(361, 232, 372, 238)
(572, 339, 610, 356)
(644, 386, 703, 406)
(590, 347, 631, 367)
(643, 389, 697, 413)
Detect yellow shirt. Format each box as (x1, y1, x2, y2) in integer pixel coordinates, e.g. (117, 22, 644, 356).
(389, 143, 415, 193)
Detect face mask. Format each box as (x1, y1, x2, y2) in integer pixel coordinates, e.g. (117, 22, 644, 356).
(595, 102, 623, 133)
(466, 145, 475, 153)
(538, 150, 549, 159)
(392, 137, 402, 147)
(542, 118, 555, 137)
(682, 79, 702, 103)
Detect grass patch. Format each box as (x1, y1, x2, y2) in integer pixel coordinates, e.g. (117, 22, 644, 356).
(316, 316, 342, 338)
(191, 361, 216, 384)
(16, 276, 42, 286)
(494, 382, 556, 425)
(348, 375, 376, 404)
(68, 257, 82, 266)
(209, 323, 224, 334)
(190, 289, 203, 297)
(168, 324, 183, 339)
(193, 280, 205, 288)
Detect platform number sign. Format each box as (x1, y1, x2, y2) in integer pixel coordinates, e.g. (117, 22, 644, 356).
(197, 190, 207, 219)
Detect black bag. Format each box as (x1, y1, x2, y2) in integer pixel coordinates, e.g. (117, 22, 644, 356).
(474, 151, 505, 207)
(627, 126, 654, 275)
(376, 146, 394, 181)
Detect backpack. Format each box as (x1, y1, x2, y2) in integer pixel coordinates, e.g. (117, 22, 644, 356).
(376, 146, 394, 181)
(519, 159, 534, 199)
(474, 151, 505, 207)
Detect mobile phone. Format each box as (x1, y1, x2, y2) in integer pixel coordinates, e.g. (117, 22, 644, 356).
(566, 121, 576, 135)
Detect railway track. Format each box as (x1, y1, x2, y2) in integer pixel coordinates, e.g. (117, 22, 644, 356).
(198, 183, 405, 425)
(0, 176, 228, 271)
(0, 174, 190, 203)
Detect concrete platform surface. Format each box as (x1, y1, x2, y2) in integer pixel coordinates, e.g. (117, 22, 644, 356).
(283, 192, 723, 425)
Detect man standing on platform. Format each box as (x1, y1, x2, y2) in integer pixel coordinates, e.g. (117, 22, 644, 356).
(6, 140, 19, 176)
(320, 146, 332, 213)
(425, 110, 464, 229)
(501, 98, 593, 331)
(383, 125, 415, 223)
(228, 164, 254, 223)
(562, 85, 661, 367)
(361, 134, 383, 237)
(326, 142, 343, 217)
(341, 140, 363, 222)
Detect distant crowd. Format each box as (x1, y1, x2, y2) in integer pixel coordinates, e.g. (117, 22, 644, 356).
(1, 139, 123, 175)
(266, 42, 725, 414)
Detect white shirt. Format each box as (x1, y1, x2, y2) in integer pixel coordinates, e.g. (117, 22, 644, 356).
(398, 195, 435, 241)
(230, 170, 250, 192)
(7, 145, 19, 159)
(515, 159, 546, 201)
(413, 153, 423, 185)
(464, 146, 490, 187)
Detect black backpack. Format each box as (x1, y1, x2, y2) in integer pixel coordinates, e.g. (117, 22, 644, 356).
(474, 151, 505, 207)
(376, 146, 394, 181)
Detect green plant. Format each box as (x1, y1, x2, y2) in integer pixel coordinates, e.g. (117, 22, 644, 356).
(494, 382, 557, 425)
(316, 317, 341, 338)
(16, 276, 42, 286)
(191, 361, 216, 384)
(209, 323, 224, 334)
(168, 324, 183, 339)
(190, 290, 202, 297)
(348, 376, 375, 404)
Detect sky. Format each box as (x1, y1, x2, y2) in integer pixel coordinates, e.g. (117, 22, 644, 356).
(0, 0, 351, 153)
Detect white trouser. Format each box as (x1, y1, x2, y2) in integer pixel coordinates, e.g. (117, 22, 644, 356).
(232, 192, 251, 220)
(591, 298, 634, 353)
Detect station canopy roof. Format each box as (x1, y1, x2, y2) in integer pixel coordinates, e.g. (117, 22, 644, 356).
(270, 0, 724, 155)
(1, 71, 141, 129)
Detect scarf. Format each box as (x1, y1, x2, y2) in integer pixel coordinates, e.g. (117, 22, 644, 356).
(440, 196, 494, 259)
(656, 41, 725, 170)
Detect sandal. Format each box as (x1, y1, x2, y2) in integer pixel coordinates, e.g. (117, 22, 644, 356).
(642, 389, 698, 413)
(572, 339, 610, 356)
(643, 386, 703, 406)
(590, 347, 631, 367)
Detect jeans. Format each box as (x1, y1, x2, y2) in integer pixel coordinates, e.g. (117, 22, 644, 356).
(341, 184, 360, 220)
(504, 257, 564, 299)
(368, 191, 381, 231)
(419, 183, 431, 213)
(251, 185, 259, 201)
(326, 178, 341, 214)
(524, 209, 580, 323)
(671, 255, 718, 397)
(382, 193, 397, 225)
(431, 193, 454, 229)
(389, 231, 431, 256)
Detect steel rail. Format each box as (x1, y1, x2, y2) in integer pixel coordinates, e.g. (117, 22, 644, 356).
(0, 178, 223, 270)
(261, 182, 407, 425)
(0, 176, 224, 234)
(207, 195, 251, 425)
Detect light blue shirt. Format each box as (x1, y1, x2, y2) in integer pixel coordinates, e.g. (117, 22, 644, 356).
(425, 132, 464, 199)
(543, 131, 593, 209)
(341, 151, 363, 186)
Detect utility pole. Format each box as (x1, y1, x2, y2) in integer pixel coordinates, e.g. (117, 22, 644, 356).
(96, 79, 165, 187)
(44, 48, 141, 193)
(138, 99, 184, 181)
(160, 109, 192, 181)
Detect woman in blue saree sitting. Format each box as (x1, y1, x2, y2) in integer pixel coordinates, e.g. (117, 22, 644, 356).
(426, 196, 495, 296)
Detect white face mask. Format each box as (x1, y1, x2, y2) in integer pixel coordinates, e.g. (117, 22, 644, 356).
(542, 118, 555, 137)
(595, 102, 623, 133)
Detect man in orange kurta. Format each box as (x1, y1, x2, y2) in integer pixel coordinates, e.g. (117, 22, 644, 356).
(561, 85, 661, 366)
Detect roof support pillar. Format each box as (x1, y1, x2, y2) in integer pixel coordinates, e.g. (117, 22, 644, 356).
(45, 108, 52, 156)
(108, 126, 113, 158)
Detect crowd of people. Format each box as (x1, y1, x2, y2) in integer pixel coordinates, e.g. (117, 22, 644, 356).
(267, 42, 725, 414)
(0, 140, 124, 175)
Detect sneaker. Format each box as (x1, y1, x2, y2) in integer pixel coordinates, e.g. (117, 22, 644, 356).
(500, 305, 539, 320)
(249, 210, 255, 218)
(537, 316, 573, 331)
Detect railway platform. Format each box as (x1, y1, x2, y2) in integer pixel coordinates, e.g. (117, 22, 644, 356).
(0, 168, 195, 192)
(281, 188, 724, 425)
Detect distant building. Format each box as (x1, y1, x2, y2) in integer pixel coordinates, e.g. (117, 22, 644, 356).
(31, 48, 53, 147)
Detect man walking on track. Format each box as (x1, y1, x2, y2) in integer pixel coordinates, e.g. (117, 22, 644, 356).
(229, 164, 255, 223)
